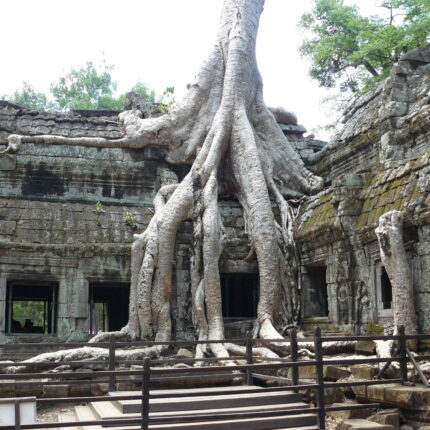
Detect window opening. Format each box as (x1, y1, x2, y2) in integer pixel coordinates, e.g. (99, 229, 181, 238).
(6, 282, 57, 334)
(305, 266, 328, 317)
(380, 266, 393, 310)
(221, 273, 258, 318)
(89, 283, 129, 335)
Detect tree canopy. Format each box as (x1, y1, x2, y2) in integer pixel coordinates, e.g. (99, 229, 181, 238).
(300, 0, 430, 94)
(2, 61, 158, 112)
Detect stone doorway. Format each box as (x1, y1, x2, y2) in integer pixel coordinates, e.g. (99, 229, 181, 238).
(6, 281, 58, 335)
(88, 283, 129, 334)
(303, 266, 328, 318)
(221, 273, 258, 319)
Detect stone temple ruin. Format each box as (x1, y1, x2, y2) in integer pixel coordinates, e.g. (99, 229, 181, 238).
(0, 45, 429, 345)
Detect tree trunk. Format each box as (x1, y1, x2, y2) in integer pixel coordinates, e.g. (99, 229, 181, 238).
(375, 211, 417, 350)
(6, 0, 323, 356)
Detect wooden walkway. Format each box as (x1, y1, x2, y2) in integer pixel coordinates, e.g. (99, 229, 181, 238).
(60, 385, 318, 430)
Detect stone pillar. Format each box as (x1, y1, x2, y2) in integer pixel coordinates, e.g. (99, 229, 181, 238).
(58, 269, 88, 340)
(0, 277, 7, 340)
(416, 241, 430, 331)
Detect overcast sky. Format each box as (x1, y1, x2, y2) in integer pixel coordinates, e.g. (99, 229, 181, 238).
(2, 0, 383, 140)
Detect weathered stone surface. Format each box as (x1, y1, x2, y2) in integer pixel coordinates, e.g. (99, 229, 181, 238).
(176, 348, 194, 359)
(354, 384, 430, 410)
(355, 341, 376, 355)
(327, 403, 372, 420)
(351, 365, 379, 380)
(42, 384, 68, 398)
(286, 364, 350, 381)
(338, 419, 394, 430)
(367, 411, 400, 430)
(0, 154, 16, 170)
(91, 383, 109, 396)
(301, 385, 345, 404)
(325, 365, 352, 381)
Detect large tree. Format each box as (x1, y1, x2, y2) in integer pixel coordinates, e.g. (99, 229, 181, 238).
(300, 0, 430, 94)
(2, 0, 322, 358)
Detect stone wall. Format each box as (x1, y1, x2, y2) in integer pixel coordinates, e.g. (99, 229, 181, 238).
(297, 45, 430, 334)
(0, 44, 429, 342)
(0, 104, 257, 342)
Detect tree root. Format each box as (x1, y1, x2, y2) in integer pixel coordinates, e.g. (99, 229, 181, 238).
(6, 0, 325, 360)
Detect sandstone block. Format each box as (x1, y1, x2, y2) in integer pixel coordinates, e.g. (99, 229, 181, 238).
(327, 403, 372, 420)
(355, 341, 376, 355)
(91, 383, 109, 396)
(338, 419, 394, 430)
(325, 365, 352, 381)
(0, 154, 16, 170)
(43, 384, 68, 398)
(176, 348, 194, 359)
(351, 365, 379, 380)
(368, 413, 400, 430)
(301, 386, 345, 404)
(286, 364, 350, 381)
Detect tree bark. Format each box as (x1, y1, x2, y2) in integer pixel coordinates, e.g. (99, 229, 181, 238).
(375, 211, 417, 350)
(6, 0, 323, 357)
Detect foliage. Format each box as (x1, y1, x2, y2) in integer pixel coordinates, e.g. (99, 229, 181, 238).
(123, 211, 138, 229)
(158, 86, 175, 113)
(12, 300, 47, 333)
(300, 0, 430, 94)
(95, 201, 105, 214)
(2, 61, 160, 112)
(1, 82, 56, 112)
(366, 320, 384, 335)
(50, 61, 119, 111)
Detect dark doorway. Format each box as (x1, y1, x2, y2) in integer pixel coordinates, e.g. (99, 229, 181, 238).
(305, 266, 328, 317)
(380, 267, 393, 309)
(221, 273, 258, 318)
(89, 283, 130, 334)
(6, 281, 58, 334)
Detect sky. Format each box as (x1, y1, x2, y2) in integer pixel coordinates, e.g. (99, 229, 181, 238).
(1, 0, 384, 141)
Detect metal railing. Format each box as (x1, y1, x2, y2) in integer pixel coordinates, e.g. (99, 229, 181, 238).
(0, 326, 428, 430)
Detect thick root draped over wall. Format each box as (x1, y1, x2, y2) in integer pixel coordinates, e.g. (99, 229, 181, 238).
(5, 0, 322, 358)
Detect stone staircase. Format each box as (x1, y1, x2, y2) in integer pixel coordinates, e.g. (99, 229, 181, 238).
(59, 385, 318, 430)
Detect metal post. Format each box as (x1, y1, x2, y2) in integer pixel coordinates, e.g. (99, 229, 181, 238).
(398, 325, 409, 385)
(108, 336, 116, 392)
(14, 399, 21, 430)
(291, 328, 299, 393)
(141, 357, 150, 430)
(246, 330, 253, 385)
(314, 327, 325, 430)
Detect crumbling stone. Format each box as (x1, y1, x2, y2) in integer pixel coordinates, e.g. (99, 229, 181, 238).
(285, 364, 350, 381)
(351, 365, 379, 380)
(42, 384, 68, 398)
(327, 403, 372, 420)
(337, 419, 394, 430)
(355, 341, 376, 355)
(367, 410, 400, 430)
(176, 348, 194, 359)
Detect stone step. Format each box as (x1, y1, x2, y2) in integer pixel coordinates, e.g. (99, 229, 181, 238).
(113, 390, 301, 413)
(58, 410, 79, 430)
(74, 407, 316, 430)
(89, 399, 311, 421)
(108, 385, 259, 399)
(74, 405, 103, 430)
(147, 413, 318, 430)
(79, 412, 316, 430)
